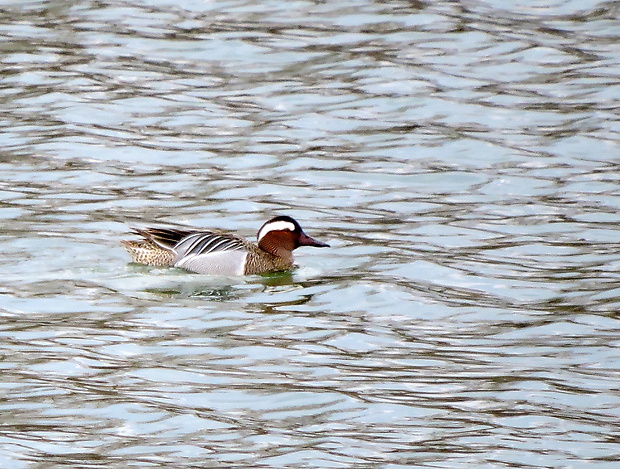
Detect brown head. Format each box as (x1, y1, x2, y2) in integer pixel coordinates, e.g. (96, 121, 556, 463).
(256, 216, 329, 260)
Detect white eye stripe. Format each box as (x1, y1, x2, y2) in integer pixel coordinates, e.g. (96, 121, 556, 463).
(257, 221, 297, 241)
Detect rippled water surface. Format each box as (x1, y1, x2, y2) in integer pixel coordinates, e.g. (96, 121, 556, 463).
(1, 0, 620, 467)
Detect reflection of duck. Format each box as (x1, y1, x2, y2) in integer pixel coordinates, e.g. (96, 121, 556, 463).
(121, 216, 329, 275)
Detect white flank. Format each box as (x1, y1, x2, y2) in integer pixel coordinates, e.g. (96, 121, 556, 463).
(175, 251, 247, 276)
(257, 220, 296, 242)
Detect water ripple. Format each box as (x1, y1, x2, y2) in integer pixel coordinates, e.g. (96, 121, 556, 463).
(1, 0, 619, 467)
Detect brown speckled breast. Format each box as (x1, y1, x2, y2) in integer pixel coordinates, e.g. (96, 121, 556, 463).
(243, 244, 294, 275)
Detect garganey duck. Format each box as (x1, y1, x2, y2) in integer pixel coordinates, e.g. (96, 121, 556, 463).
(121, 215, 329, 275)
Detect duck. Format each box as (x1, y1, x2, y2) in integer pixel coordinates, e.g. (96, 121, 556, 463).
(121, 215, 330, 275)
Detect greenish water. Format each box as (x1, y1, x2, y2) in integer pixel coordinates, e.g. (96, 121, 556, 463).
(1, 0, 619, 467)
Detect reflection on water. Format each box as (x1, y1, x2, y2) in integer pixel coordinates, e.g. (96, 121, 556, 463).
(140, 270, 297, 298)
(1, 0, 620, 467)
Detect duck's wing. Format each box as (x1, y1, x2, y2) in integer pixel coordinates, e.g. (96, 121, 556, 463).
(171, 231, 249, 275)
(172, 231, 245, 256)
(131, 228, 195, 250)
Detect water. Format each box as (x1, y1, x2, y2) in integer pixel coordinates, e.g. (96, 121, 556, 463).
(1, 0, 619, 467)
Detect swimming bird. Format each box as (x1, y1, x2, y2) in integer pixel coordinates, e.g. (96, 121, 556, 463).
(121, 215, 329, 275)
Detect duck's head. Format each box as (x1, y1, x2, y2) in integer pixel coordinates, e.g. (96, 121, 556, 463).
(257, 215, 330, 258)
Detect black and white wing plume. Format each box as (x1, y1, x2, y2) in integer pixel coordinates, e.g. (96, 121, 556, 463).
(171, 231, 248, 275)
